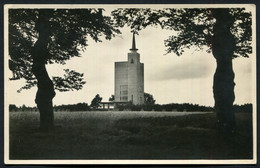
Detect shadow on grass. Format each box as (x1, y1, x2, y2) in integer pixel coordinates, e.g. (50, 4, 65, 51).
(9, 112, 252, 159)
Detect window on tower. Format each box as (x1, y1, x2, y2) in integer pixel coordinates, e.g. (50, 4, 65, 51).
(131, 58, 134, 64)
(120, 96, 128, 101)
(120, 85, 128, 101)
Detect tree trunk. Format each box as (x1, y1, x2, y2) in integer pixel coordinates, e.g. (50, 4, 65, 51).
(212, 9, 236, 134)
(32, 10, 55, 131)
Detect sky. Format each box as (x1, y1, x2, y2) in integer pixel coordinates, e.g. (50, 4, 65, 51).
(6, 7, 254, 107)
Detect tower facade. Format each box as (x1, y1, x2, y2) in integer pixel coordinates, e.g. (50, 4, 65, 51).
(114, 33, 144, 105)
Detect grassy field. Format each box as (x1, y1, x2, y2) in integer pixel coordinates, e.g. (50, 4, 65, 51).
(9, 111, 253, 160)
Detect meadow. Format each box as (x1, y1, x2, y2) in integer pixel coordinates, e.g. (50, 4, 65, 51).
(9, 111, 253, 160)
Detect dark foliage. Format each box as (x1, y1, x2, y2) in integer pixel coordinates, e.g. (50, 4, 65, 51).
(9, 103, 91, 112)
(162, 103, 213, 112)
(115, 103, 251, 113)
(9, 9, 120, 92)
(144, 92, 156, 105)
(9, 104, 37, 112)
(109, 94, 115, 102)
(53, 103, 91, 112)
(90, 94, 103, 109)
(9, 104, 18, 111)
(233, 104, 252, 113)
(117, 102, 133, 111)
(112, 8, 252, 58)
(116, 102, 214, 112)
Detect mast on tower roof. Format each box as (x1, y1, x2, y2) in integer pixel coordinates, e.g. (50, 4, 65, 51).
(130, 32, 138, 52)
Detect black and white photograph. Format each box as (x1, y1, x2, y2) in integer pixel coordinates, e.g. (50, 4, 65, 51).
(4, 4, 256, 164)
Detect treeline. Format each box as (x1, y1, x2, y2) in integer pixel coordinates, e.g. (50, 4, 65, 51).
(117, 103, 214, 112)
(233, 103, 252, 113)
(9, 103, 253, 113)
(9, 104, 37, 112)
(53, 103, 91, 111)
(9, 103, 91, 112)
(117, 103, 252, 112)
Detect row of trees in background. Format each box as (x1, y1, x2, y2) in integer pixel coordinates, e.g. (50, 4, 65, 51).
(9, 92, 252, 112)
(9, 103, 91, 112)
(233, 103, 252, 113)
(9, 103, 252, 113)
(117, 103, 214, 112)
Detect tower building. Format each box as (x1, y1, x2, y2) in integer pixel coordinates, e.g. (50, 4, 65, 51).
(114, 33, 144, 105)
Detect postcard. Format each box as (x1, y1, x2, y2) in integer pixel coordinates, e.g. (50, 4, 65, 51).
(4, 4, 257, 165)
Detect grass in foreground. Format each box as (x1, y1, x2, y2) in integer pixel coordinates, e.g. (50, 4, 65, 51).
(9, 111, 253, 159)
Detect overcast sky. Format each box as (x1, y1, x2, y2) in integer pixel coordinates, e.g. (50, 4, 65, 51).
(6, 7, 254, 107)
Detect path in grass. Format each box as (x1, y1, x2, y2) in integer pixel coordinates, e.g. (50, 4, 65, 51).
(9, 111, 253, 159)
